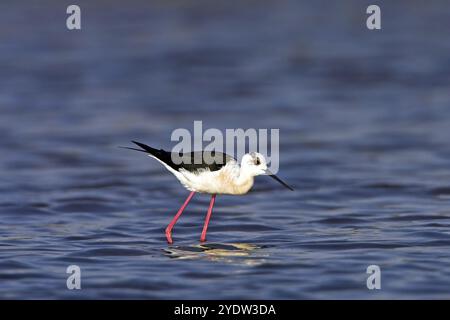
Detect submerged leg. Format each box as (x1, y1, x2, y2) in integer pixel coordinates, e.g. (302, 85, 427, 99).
(200, 194, 216, 242)
(165, 191, 195, 244)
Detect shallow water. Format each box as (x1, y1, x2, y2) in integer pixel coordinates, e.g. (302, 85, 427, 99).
(1, 0, 450, 299)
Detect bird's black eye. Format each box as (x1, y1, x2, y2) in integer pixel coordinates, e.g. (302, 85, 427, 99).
(255, 157, 261, 165)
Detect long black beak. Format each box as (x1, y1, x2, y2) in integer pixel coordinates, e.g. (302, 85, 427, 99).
(265, 169, 294, 191)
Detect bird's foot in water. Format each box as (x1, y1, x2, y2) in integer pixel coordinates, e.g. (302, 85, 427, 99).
(165, 228, 173, 244)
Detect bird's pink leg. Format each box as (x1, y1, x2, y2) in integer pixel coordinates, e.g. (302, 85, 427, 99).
(200, 194, 216, 242)
(165, 191, 195, 244)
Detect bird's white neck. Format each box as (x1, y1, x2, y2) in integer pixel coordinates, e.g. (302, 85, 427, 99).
(233, 166, 254, 194)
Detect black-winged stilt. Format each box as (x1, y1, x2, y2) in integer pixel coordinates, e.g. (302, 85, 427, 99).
(122, 141, 293, 244)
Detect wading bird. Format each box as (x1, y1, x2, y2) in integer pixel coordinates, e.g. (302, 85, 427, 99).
(122, 141, 293, 244)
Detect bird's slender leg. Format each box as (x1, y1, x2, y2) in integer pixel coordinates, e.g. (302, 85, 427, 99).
(200, 194, 216, 242)
(165, 191, 195, 244)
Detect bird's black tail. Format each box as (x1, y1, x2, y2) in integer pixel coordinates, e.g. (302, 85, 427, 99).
(120, 141, 178, 170)
(130, 141, 160, 155)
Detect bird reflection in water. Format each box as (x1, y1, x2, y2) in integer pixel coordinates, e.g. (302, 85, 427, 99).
(163, 243, 267, 265)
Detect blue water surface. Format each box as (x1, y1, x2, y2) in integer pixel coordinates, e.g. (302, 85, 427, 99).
(1, 0, 450, 299)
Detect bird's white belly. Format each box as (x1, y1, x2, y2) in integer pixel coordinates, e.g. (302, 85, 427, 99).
(176, 166, 253, 195)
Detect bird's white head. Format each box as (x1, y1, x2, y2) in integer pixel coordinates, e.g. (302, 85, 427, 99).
(240, 152, 268, 176)
(240, 152, 294, 191)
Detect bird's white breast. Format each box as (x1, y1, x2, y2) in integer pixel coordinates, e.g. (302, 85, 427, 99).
(175, 161, 254, 195)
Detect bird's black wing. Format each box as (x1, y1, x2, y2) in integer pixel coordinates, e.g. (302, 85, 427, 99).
(177, 151, 235, 172)
(123, 141, 235, 173)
